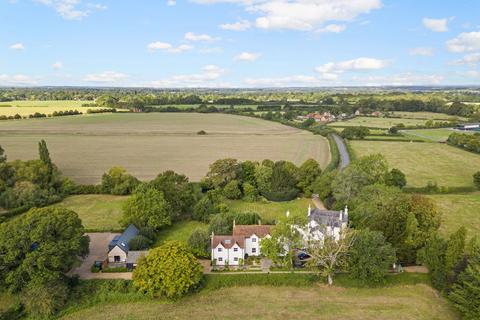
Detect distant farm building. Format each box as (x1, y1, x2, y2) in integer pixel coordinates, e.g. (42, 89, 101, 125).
(456, 123, 480, 131)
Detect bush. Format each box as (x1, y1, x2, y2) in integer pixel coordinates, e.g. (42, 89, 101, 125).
(474, 171, 480, 190)
(101, 167, 140, 195)
(197, 130, 207, 135)
(102, 267, 129, 273)
(262, 189, 298, 202)
(129, 235, 153, 250)
(70, 184, 103, 195)
(242, 182, 258, 202)
(223, 180, 242, 199)
(187, 228, 211, 258)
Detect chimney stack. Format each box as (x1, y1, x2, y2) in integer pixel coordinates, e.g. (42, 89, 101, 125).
(233, 219, 236, 229)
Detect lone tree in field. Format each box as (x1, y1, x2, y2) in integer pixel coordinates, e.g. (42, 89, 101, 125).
(133, 241, 203, 299)
(38, 139, 54, 179)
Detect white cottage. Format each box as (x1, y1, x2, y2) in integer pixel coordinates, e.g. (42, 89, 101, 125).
(211, 224, 274, 266)
(295, 205, 349, 243)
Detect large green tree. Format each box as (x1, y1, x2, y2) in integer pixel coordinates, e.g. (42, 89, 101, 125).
(297, 159, 322, 196)
(101, 166, 140, 195)
(122, 184, 172, 230)
(347, 229, 396, 285)
(333, 154, 389, 205)
(150, 170, 195, 219)
(206, 158, 239, 188)
(0, 207, 89, 292)
(133, 241, 203, 298)
(449, 263, 480, 320)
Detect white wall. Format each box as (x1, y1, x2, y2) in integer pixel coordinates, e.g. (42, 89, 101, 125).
(108, 246, 127, 263)
(211, 243, 244, 266)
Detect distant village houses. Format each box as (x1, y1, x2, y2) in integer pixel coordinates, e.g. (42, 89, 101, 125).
(297, 112, 336, 123)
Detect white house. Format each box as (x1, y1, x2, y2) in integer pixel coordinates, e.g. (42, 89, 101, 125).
(107, 224, 139, 264)
(211, 224, 273, 266)
(294, 205, 348, 244)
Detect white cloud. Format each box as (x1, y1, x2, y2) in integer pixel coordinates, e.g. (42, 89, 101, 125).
(52, 61, 63, 69)
(316, 24, 346, 33)
(243, 75, 325, 87)
(353, 72, 444, 86)
(167, 0, 176, 5)
(422, 17, 449, 32)
(9, 43, 25, 50)
(184, 32, 219, 42)
(451, 53, 480, 66)
(83, 71, 129, 83)
(234, 52, 261, 62)
(461, 70, 480, 78)
(316, 57, 388, 74)
(219, 20, 251, 31)
(87, 3, 107, 10)
(34, 0, 106, 20)
(446, 31, 480, 53)
(149, 65, 227, 87)
(147, 41, 193, 53)
(409, 47, 433, 56)
(0, 74, 38, 85)
(194, 0, 382, 31)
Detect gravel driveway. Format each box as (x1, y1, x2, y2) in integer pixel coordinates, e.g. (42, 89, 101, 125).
(69, 232, 134, 280)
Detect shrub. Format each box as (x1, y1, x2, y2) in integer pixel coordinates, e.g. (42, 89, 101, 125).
(242, 182, 258, 202)
(262, 189, 298, 202)
(223, 180, 242, 199)
(474, 171, 480, 190)
(187, 228, 211, 258)
(129, 235, 153, 250)
(197, 130, 207, 135)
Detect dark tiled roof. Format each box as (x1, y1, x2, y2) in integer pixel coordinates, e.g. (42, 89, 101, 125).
(109, 224, 139, 254)
(233, 225, 273, 238)
(309, 208, 347, 227)
(211, 235, 245, 249)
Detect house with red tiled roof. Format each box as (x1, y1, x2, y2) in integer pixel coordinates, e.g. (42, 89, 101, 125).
(211, 222, 274, 266)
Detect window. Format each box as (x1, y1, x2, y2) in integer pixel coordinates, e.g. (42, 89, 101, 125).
(252, 248, 257, 253)
(218, 247, 223, 252)
(218, 257, 223, 262)
(233, 248, 238, 252)
(114, 256, 121, 262)
(252, 238, 257, 242)
(234, 257, 238, 262)
(225, 239, 231, 244)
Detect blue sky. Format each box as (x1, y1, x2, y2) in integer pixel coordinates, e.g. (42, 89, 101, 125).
(1, 0, 480, 87)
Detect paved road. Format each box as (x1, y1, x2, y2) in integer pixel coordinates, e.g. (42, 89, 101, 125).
(332, 134, 350, 169)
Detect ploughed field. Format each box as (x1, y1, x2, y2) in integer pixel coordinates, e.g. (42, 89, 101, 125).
(0, 113, 330, 184)
(60, 285, 458, 320)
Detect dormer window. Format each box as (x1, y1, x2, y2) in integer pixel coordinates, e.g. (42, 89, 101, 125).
(225, 239, 231, 244)
(252, 238, 257, 242)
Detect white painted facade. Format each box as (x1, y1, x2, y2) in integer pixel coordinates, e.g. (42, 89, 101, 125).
(212, 242, 245, 266)
(108, 245, 127, 263)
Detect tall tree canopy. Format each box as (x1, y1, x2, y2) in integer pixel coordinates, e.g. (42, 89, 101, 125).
(0, 207, 89, 292)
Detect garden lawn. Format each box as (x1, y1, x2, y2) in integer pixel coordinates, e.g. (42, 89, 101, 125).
(329, 116, 427, 129)
(154, 220, 208, 246)
(51, 195, 128, 231)
(351, 141, 480, 188)
(428, 192, 480, 237)
(60, 284, 458, 320)
(226, 198, 314, 223)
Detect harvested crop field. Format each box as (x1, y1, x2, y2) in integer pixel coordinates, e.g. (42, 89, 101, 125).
(0, 113, 330, 183)
(0, 100, 95, 117)
(60, 285, 458, 320)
